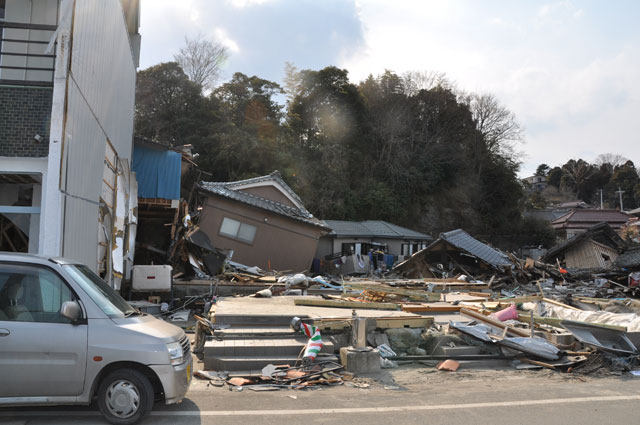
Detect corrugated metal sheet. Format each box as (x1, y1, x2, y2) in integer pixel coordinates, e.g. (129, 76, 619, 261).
(60, 0, 136, 272)
(69, 0, 136, 159)
(439, 229, 513, 268)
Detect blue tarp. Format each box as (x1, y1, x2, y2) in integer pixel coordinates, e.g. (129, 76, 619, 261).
(132, 144, 181, 199)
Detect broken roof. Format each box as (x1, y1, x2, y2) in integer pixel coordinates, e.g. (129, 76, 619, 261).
(393, 229, 512, 274)
(325, 220, 432, 240)
(542, 222, 625, 263)
(199, 171, 328, 230)
(436, 229, 513, 268)
(614, 246, 640, 269)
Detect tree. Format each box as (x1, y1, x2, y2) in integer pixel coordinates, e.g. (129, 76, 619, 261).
(210, 73, 287, 180)
(560, 159, 598, 201)
(535, 164, 550, 177)
(135, 62, 209, 144)
(174, 34, 229, 92)
(547, 166, 562, 188)
(608, 160, 640, 210)
(595, 153, 628, 168)
(461, 93, 524, 161)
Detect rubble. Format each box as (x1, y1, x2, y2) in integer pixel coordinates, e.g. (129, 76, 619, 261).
(130, 202, 640, 384)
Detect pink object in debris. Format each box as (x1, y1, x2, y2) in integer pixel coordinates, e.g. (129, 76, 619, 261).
(493, 303, 518, 321)
(436, 359, 460, 372)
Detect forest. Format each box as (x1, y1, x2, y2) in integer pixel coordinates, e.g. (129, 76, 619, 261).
(133, 40, 636, 248)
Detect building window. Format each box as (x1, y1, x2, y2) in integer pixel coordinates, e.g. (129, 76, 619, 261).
(0, 177, 42, 253)
(219, 217, 257, 244)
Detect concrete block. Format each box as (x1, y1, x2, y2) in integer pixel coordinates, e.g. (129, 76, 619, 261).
(340, 347, 381, 374)
(546, 332, 575, 346)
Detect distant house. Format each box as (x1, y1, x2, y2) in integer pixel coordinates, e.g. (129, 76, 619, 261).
(523, 175, 547, 192)
(542, 223, 625, 269)
(316, 220, 433, 260)
(552, 209, 629, 240)
(197, 171, 329, 272)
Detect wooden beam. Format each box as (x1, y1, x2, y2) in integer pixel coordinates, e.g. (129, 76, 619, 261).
(460, 308, 531, 338)
(516, 312, 627, 332)
(294, 298, 400, 310)
(375, 317, 433, 329)
(345, 283, 441, 302)
(402, 304, 462, 313)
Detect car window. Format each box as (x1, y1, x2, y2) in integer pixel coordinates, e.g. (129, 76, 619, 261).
(0, 263, 76, 324)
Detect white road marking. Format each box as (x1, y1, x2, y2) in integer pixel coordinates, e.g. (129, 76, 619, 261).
(2, 394, 639, 417)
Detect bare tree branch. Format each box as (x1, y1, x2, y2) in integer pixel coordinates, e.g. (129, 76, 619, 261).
(594, 153, 628, 167)
(174, 34, 230, 91)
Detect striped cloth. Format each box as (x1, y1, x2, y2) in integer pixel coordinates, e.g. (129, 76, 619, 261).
(300, 322, 323, 361)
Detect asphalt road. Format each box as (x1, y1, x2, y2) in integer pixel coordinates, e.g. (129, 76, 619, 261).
(2, 366, 640, 425)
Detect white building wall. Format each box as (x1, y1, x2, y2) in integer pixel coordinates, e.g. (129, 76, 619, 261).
(56, 0, 137, 271)
(69, 0, 136, 159)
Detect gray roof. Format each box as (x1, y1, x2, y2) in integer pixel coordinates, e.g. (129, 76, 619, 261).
(207, 171, 305, 208)
(199, 173, 328, 229)
(614, 247, 640, 269)
(438, 229, 513, 268)
(324, 220, 432, 240)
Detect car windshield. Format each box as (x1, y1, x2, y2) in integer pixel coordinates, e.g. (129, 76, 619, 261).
(63, 264, 136, 319)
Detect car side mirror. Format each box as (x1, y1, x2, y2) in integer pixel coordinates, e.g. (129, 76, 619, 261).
(61, 301, 81, 322)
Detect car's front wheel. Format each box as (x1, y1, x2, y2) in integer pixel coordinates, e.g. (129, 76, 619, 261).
(97, 368, 154, 425)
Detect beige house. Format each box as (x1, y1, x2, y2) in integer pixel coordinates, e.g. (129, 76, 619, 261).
(197, 171, 329, 272)
(542, 223, 624, 269)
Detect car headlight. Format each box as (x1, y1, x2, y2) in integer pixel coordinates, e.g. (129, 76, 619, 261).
(167, 341, 184, 366)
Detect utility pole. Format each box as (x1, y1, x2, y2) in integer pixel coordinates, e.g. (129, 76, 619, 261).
(615, 187, 625, 212)
(600, 189, 603, 209)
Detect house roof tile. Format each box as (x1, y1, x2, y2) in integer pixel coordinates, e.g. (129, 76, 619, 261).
(324, 220, 432, 240)
(552, 209, 629, 226)
(199, 172, 328, 229)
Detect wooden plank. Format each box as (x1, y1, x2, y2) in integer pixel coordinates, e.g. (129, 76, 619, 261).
(516, 313, 627, 332)
(468, 292, 492, 298)
(294, 298, 400, 310)
(460, 308, 531, 338)
(542, 297, 581, 311)
(401, 304, 462, 313)
(375, 317, 433, 329)
(345, 283, 440, 302)
(495, 295, 542, 303)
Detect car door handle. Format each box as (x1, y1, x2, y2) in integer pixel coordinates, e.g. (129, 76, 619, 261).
(0, 329, 9, 337)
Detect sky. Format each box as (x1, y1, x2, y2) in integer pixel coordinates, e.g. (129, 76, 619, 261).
(139, 0, 640, 177)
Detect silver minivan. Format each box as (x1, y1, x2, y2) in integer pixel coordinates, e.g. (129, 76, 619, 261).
(0, 253, 192, 424)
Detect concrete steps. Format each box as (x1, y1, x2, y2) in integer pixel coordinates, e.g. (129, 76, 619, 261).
(213, 314, 305, 326)
(205, 337, 335, 357)
(205, 311, 336, 371)
(205, 353, 339, 371)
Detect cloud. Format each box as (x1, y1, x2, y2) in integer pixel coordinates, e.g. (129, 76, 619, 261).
(214, 28, 240, 53)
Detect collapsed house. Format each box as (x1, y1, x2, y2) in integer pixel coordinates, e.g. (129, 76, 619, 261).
(542, 222, 625, 269)
(196, 171, 330, 272)
(393, 229, 513, 278)
(131, 138, 196, 266)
